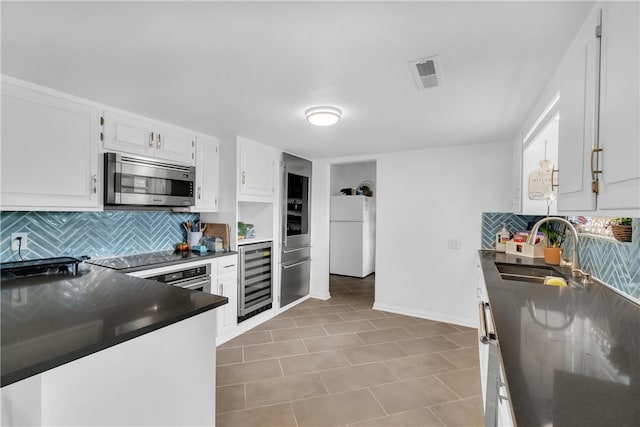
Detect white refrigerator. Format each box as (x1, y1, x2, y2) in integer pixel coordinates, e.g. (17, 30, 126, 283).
(329, 195, 375, 278)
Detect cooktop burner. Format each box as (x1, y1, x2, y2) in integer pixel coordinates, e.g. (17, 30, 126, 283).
(87, 250, 185, 271)
(1, 257, 82, 278)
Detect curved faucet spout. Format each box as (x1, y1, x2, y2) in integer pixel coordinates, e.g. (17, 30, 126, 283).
(527, 217, 582, 277)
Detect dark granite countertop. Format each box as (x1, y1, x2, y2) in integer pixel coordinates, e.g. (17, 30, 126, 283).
(479, 250, 640, 427)
(1, 264, 227, 387)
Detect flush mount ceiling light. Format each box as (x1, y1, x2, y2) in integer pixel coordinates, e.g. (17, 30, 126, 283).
(305, 106, 342, 126)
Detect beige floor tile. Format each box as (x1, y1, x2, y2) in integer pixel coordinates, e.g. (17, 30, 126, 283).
(319, 362, 397, 393)
(216, 347, 243, 366)
(429, 395, 484, 427)
(245, 373, 328, 408)
(369, 316, 421, 329)
(338, 310, 389, 322)
(271, 325, 328, 342)
(444, 331, 479, 348)
(356, 327, 415, 345)
(276, 307, 316, 318)
(323, 320, 377, 335)
(296, 298, 331, 308)
(342, 342, 408, 365)
(216, 384, 245, 414)
(452, 324, 477, 333)
(304, 333, 364, 352)
(404, 322, 461, 338)
(440, 347, 480, 369)
(348, 407, 445, 427)
(250, 317, 297, 331)
(436, 367, 482, 398)
(243, 339, 308, 362)
(216, 402, 297, 427)
(385, 353, 458, 380)
(395, 335, 461, 355)
(311, 304, 356, 315)
(292, 389, 386, 427)
(348, 301, 375, 311)
(217, 358, 282, 386)
(280, 349, 351, 376)
(370, 376, 459, 415)
(294, 313, 344, 327)
(219, 330, 272, 348)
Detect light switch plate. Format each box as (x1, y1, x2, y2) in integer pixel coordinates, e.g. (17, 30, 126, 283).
(448, 238, 461, 250)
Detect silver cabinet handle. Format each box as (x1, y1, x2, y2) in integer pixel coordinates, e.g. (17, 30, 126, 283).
(92, 175, 97, 193)
(156, 133, 161, 149)
(197, 186, 202, 200)
(283, 259, 310, 269)
(242, 171, 246, 185)
(149, 132, 154, 147)
(219, 283, 223, 295)
(479, 301, 497, 345)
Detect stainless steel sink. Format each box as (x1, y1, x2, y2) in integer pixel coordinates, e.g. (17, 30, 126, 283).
(495, 263, 573, 286)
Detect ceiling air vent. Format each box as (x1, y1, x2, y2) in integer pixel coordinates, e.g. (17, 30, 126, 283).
(409, 55, 443, 90)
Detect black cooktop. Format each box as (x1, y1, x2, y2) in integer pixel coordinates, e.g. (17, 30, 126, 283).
(86, 250, 185, 271)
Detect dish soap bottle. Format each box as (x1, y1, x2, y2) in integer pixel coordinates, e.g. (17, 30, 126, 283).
(495, 224, 510, 252)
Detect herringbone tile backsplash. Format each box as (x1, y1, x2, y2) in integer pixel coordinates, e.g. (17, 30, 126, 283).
(0, 211, 199, 262)
(482, 213, 640, 300)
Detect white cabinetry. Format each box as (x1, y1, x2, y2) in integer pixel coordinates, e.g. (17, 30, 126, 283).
(1, 78, 100, 210)
(192, 135, 220, 212)
(558, 3, 639, 216)
(102, 109, 195, 166)
(596, 2, 640, 213)
(215, 255, 238, 336)
(237, 136, 276, 201)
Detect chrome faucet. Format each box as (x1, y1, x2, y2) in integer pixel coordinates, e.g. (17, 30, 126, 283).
(527, 217, 584, 278)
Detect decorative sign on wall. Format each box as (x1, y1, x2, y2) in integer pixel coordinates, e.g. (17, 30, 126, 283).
(528, 159, 557, 201)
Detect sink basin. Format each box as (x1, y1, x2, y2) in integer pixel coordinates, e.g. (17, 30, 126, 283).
(495, 263, 573, 287)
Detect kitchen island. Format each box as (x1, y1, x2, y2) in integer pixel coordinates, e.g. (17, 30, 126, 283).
(478, 250, 640, 427)
(1, 264, 227, 426)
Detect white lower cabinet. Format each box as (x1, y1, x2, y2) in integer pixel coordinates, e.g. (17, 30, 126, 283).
(215, 255, 238, 336)
(1, 78, 100, 210)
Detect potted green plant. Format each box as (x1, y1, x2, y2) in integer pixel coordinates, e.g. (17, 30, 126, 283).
(610, 218, 632, 242)
(539, 225, 565, 265)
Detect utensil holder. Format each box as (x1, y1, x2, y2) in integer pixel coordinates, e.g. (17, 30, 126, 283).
(188, 231, 203, 248)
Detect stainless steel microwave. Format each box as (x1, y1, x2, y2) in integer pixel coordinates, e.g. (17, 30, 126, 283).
(104, 152, 195, 208)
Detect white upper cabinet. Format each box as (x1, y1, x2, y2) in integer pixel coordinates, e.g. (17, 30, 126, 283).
(102, 109, 195, 166)
(1, 78, 100, 210)
(237, 136, 276, 201)
(557, 7, 600, 213)
(596, 1, 640, 214)
(558, 3, 640, 216)
(192, 135, 220, 212)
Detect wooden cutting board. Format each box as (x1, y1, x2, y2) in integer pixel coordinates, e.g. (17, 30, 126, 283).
(202, 223, 230, 251)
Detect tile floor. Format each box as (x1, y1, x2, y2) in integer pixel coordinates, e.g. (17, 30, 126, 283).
(216, 274, 484, 427)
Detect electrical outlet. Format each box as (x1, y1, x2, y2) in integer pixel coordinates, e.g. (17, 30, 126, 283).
(11, 232, 28, 251)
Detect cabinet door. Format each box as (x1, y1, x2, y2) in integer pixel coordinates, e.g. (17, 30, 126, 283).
(557, 8, 600, 213)
(193, 135, 219, 212)
(1, 81, 99, 209)
(154, 125, 195, 166)
(596, 2, 640, 215)
(238, 137, 275, 199)
(102, 110, 155, 158)
(216, 256, 238, 336)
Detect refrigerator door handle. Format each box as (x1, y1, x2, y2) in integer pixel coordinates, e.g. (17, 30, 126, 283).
(281, 164, 289, 249)
(282, 258, 311, 269)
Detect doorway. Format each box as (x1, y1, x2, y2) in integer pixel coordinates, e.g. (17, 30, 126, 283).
(328, 161, 377, 303)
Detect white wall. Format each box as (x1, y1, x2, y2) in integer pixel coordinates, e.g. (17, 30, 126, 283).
(310, 159, 331, 299)
(373, 141, 512, 327)
(330, 161, 376, 196)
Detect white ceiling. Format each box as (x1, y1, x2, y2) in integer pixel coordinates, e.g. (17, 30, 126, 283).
(1, 1, 594, 159)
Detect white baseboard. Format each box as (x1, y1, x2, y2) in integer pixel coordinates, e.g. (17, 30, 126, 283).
(310, 292, 331, 301)
(373, 302, 477, 329)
